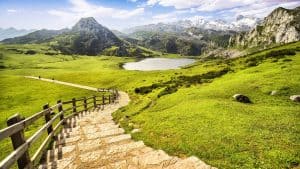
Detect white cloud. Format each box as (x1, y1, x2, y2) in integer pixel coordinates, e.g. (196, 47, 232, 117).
(227, 1, 300, 19)
(51, 0, 144, 19)
(48, 0, 145, 28)
(7, 9, 17, 13)
(146, 0, 300, 11)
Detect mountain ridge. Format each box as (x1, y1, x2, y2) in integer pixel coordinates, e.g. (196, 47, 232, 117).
(229, 6, 300, 48)
(0, 27, 35, 41)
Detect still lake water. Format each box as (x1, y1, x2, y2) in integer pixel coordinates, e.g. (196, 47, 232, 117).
(123, 58, 196, 71)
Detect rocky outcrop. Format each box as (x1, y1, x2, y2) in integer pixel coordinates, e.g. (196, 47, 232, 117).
(229, 6, 300, 48)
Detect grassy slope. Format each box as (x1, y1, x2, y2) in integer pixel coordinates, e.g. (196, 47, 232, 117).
(0, 42, 299, 168)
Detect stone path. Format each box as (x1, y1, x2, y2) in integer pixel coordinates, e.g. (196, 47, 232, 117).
(25, 77, 215, 169)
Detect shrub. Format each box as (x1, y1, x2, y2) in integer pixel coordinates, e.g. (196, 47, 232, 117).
(265, 49, 296, 58)
(158, 86, 178, 98)
(25, 50, 36, 55)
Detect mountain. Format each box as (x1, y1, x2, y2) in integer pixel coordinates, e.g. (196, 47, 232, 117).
(120, 27, 235, 56)
(123, 15, 261, 34)
(120, 15, 260, 56)
(229, 6, 300, 48)
(2, 29, 69, 44)
(0, 27, 35, 41)
(52, 17, 125, 55)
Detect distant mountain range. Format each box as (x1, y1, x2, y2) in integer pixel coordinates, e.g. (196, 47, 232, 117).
(123, 15, 262, 34)
(0, 28, 35, 41)
(1, 6, 299, 57)
(1, 17, 155, 57)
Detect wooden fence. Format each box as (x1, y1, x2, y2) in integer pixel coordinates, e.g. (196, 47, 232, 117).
(0, 89, 119, 169)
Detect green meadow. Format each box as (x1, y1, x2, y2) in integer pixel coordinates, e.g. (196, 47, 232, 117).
(0, 42, 299, 168)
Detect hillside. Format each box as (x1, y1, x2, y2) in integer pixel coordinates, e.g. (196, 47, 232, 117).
(1, 18, 160, 57)
(0, 41, 299, 168)
(230, 6, 300, 48)
(1, 29, 69, 44)
(121, 28, 235, 56)
(51, 17, 125, 56)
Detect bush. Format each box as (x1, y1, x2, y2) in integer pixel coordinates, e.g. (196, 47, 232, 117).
(265, 49, 296, 58)
(25, 50, 36, 55)
(246, 61, 258, 67)
(158, 86, 178, 98)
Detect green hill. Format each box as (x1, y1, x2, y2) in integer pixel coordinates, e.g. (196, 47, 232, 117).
(0, 41, 299, 168)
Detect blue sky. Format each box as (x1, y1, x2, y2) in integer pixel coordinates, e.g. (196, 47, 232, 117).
(0, 0, 299, 30)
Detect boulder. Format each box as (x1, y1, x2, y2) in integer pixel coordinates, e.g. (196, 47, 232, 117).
(290, 95, 300, 102)
(270, 90, 278, 95)
(131, 129, 141, 133)
(233, 94, 251, 103)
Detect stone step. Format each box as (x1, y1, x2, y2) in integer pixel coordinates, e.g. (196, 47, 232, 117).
(130, 149, 179, 168)
(39, 156, 77, 169)
(54, 135, 81, 147)
(78, 141, 146, 167)
(48, 134, 132, 163)
(85, 128, 125, 140)
(77, 134, 132, 153)
(166, 156, 216, 169)
(45, 145, 76, 163)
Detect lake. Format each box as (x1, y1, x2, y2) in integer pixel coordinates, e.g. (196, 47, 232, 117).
(123, 58, 196, 71)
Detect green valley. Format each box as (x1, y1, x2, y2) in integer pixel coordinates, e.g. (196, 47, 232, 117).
(0, 41, 299, 168)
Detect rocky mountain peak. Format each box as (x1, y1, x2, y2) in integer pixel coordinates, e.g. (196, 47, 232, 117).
(72, 17, 104, 32)
(229, 6, 300, 48)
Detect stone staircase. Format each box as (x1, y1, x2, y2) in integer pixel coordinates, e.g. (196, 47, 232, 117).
(38, 92, 216, 169)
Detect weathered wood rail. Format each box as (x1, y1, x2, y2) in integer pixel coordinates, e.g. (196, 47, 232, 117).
(0, 89, 119, 169)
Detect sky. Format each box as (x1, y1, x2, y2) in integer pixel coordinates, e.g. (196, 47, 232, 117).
(0, 0, 299, 31)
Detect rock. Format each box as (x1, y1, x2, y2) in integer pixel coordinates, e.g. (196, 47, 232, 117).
(270, 90, 278, 95)
(131, 129, 141, 133)
(290, 95, 300, 102)
(233, 94, 251, 103)
(128, 123, 134, 127)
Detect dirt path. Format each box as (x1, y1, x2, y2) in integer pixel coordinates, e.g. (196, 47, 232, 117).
(25, 76, 98, 91)
(25, 76, 215, 169)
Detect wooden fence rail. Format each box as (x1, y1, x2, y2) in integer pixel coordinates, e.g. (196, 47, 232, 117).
(0, 89, 119, 169)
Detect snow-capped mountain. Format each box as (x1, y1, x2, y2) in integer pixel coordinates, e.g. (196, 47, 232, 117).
(123, 15, 261, 34)
(177, 15, 261, 31)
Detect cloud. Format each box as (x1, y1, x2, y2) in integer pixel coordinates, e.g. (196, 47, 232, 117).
(7, 9, 17, 13)
(146, 0, 300, 11)
(228, 1, 300, 18)
(48, 0, 145, 22)
(150, 10, 192, 23)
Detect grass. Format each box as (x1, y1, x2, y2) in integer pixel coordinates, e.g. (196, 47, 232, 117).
(0, 42, 300, 168)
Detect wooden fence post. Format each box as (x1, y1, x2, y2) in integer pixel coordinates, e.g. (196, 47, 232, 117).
(93, 96, 96, 108)
(72, 98, 76, 113)
(83, 97, 87, 112)
(102, 95, 105, 105)
(43, 104, 53, 134)
(7, 114, 31, 169)
(57, 100, 64, 122)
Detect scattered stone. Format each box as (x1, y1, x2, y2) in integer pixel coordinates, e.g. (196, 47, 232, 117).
(128, 123, 134, 127)
(233, 94, 251, 103)
(270, 90, 278, 95)
(290, 95, 300, 102)
(131, 129, 141, 133)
